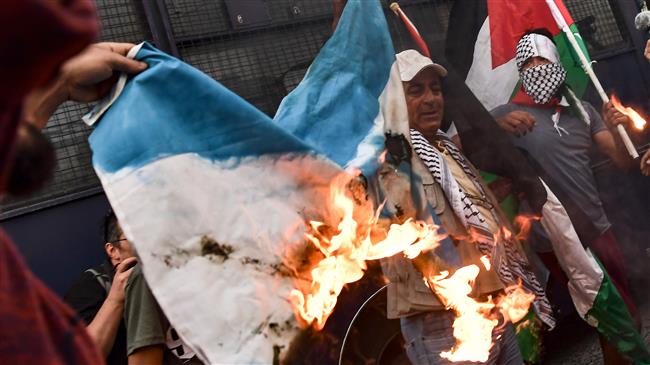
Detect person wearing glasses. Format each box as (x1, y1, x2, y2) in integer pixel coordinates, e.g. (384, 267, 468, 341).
(65, 210, 137, 365)
(65, 211, 203, 365)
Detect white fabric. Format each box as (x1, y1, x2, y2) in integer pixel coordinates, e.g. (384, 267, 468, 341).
(538, 180, 602, 319)
(465, 18, 519, 111)
(98, 153, 345, 363)
(515, 33, 561, 70)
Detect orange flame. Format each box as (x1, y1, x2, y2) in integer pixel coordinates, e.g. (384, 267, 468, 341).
(497, 281, 536, 324)
(480, 255, 491, 271)
(290, 173, 536, 362)
(289, 173, 445, 330)
(430, 265, 498, 363)
(427, 268, 536, 362)
(611, 94, 647, 130)
(513, 215, 541, 242)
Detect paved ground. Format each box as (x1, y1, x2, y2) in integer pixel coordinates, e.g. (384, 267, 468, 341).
(541, 293, 650, 364)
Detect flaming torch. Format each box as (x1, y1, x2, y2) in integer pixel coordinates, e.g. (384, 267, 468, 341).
(610, 94, 647, 131)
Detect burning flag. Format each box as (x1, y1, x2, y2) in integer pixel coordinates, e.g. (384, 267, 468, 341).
(85, 1, 461, 363)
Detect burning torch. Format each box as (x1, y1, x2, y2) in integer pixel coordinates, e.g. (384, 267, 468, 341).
(546, 0, 646, 158)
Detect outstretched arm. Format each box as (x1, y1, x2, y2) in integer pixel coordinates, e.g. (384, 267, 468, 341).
(22, 42, 147, 129)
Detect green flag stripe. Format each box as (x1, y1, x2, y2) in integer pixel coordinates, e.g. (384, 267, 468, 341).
(585, 257, 650, 363)
(554, 24, 589, 97)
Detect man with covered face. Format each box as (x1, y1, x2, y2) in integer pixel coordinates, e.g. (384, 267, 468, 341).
(382, 49, 556, 365)
(491, 30, 638, 364)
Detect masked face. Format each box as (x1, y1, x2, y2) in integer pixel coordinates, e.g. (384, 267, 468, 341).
(5, 123, 55, 196)
(520, 62, 567, 104)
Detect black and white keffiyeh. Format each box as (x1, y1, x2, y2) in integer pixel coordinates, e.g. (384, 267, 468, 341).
(516, 33, 568, 105)
(520, 63, 567, 105)
(410, 128, 556, 328)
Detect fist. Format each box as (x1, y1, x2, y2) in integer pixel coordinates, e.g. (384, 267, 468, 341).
(496, 111, 536, 137)
(602, 101, 630, 129)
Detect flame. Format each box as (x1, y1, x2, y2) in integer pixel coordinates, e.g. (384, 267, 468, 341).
(480, 255, 491, 271)
(427, 268, 536, 362)
(430, 265, 498, 363)
(513, 215, 541, 241)
(611, 94, 647, 130)
(290, 173, 445, 330)
(497, 281, 536, 324)
(290, 173, 536, 362)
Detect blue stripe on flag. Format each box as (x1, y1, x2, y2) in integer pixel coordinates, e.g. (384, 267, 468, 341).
(273, 0, 394, 175)
(90, 42, 312, 173)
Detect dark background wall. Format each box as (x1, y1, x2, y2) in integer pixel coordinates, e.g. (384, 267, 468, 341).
(2, 194, 110, 295)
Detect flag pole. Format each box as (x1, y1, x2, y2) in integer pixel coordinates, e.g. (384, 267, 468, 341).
(545, 0, 639, 158)
(389, 2, 431, 58)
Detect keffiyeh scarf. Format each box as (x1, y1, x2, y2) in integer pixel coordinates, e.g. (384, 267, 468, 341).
(410, 128, 555, 328)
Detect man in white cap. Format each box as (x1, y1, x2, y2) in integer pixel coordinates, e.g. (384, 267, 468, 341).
(380, 49, 555, 365)
(491, 30, 637, 365)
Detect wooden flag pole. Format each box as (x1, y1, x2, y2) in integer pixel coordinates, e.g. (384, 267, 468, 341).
(389, 3, 431, 58)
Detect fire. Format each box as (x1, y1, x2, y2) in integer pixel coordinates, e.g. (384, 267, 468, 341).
(429, 265, 497, 363)
(611, 94, 647, 130)
(497, 281, 536, 323)
(290, 173, 536, 362)
(427, 268, 535, 362)
(513, 215, 541, 241)
(289, 173, 445, 330)
(480, 255, 491, 271)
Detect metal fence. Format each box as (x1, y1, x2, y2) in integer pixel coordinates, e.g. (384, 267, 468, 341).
(0, 0, 634, 219)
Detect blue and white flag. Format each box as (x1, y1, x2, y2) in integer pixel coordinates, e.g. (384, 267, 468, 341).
(87, 1, 457, 363)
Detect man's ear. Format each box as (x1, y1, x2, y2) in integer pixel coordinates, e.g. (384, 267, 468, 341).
(105, 242, 118, 260)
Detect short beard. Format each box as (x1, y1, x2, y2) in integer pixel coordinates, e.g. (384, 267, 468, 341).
(6, 123, 55, 196)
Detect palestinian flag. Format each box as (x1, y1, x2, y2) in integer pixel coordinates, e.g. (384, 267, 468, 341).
(446, 1, 650, 363)
(447, 0, 589, 110)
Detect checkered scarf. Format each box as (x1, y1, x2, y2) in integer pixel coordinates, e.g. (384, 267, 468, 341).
(411, 129, 556, 328)
(516, 33, 567, 105)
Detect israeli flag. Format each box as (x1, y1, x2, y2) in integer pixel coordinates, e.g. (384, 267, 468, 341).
(88, 1, 456, 363)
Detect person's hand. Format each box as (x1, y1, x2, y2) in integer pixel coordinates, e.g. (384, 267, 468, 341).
(106, 256, 137, 304)
(60, 42, 147, 103)
(641, 150, 650, 176)
(602, 101, 630, 130)
(645, 39, 650, 62)
(496, 111, 536, 137)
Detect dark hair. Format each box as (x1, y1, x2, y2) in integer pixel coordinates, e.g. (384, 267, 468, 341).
(102, 209, 122, 245)
(523, 28, 556, 44)
(6, 123, 55, 196)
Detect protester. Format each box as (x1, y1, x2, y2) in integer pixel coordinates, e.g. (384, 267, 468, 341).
(65, 211, 137, 365)
(1, 2, 146, 363)
(66, 210, 202, 365)
(380, 49, 556, 365)
(491, 30, 638, 365)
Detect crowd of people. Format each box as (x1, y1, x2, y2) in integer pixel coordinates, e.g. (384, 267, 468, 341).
(1, 1, 650, 365)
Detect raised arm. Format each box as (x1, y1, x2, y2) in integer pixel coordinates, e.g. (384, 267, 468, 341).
(21, 42, 147, 129)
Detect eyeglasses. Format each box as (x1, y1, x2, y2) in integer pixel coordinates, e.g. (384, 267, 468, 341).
(110, 238, 129, 246)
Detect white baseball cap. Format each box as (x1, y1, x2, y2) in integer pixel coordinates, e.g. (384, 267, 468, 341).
(396, 49, 448, 82)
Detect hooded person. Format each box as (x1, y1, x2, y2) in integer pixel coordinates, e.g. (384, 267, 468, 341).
(0, 1, 146, 364)
(381, 49, 557, 365)
(490, 30, 639, 365)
